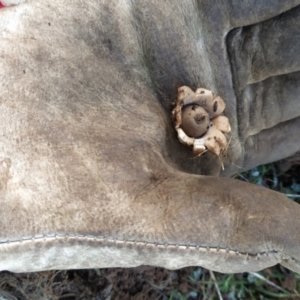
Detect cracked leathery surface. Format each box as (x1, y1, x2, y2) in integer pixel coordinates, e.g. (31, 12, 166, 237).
(1, 0, 300, 273)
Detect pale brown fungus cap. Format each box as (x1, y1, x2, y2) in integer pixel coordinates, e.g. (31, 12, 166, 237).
(180, 104, 210, 138)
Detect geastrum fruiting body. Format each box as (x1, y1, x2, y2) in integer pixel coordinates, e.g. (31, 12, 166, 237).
(172, 86, 231, 157)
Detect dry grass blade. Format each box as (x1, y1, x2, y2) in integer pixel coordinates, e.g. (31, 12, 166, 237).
(209, 270, 223, 300)
(249, 272, 290, 294)
(285, 194, 300, 198)
(0, 290, 18, 300)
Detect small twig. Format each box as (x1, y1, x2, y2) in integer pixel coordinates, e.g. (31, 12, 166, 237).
(209, 270, 223, 300)
(248, 272, 290, 294)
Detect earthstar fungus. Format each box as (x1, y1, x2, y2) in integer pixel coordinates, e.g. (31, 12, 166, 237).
(172, 86, 231, 157)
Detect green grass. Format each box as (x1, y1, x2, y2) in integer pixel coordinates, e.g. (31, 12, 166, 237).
(165, 264, 300, 300)
(236, 163, 300, 202)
